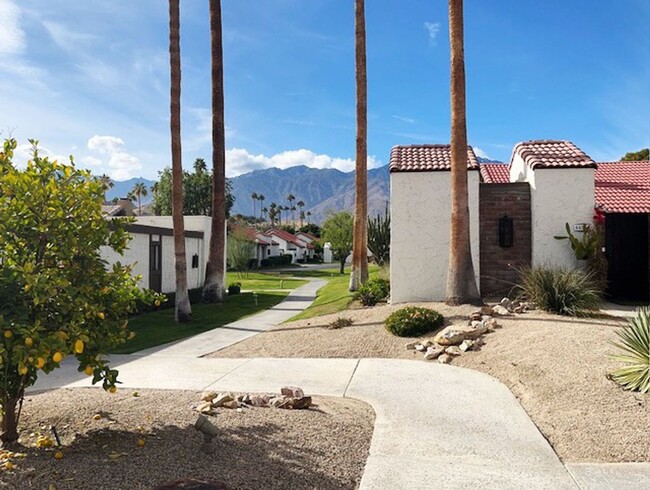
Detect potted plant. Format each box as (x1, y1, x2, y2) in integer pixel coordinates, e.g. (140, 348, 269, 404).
(227, 282, 241, 295)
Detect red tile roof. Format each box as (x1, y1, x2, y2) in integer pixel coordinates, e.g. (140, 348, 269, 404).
(296, 231, 319, 242)
(510, 140, 596, 170)
(389, 144, 480, 172)
(595, 161, 650, 213)
(479, 163, 510, 184)
(265, 229, 311, 248)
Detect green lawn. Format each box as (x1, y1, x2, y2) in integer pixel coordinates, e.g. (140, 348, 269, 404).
(114, 291, 288, 354)
(288, 265, 381, 321)
(225, 272, 307, 291)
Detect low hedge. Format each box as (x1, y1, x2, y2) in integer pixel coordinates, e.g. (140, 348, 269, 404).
(384, 306, 444, 337)
(260, 254, 293, 268)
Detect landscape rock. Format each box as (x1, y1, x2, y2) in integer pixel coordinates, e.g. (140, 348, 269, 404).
(469, 312, 483, 322)
(405, 341, 419, 350)
(291, 396, 313, 410)
(212, 393, 235, 408)
(423, 345, 445, 361)
(480, 306, 494, 316)
(438, 354, 452, 364)
(415, 344, 427, 352)
(201, 391, 217, 402)
(445, 346, 462, 356)
(281, 386, 305, 399)
(269, 397, 287, 408)
(492, 305, 511, 316)
(222, 400, 239, 409)
(196, 402, 214, 414)
(249, 395, 270, 407)
(459, 340, 475, 352)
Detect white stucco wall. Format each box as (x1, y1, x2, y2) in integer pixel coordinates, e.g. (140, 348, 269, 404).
(510, 157, 595, 268)
(160, 235, 204, 293)
(390, 171, 480, 303)
(100, 234, 151, 289)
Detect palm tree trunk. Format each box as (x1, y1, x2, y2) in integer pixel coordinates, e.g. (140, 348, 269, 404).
(203, 0, 227, 304)
(349, 0, 369, 292)
(169, 0, 192, 322)
(446, 0, 480, 305)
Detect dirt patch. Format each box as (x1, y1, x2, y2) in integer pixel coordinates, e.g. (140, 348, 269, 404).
(0, 388, 374, 489)
(210, 303, 649, 463)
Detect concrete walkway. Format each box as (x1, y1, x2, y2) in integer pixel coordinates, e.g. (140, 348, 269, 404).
(600, 301, 644, 319)
(136, 278, 326, 357)
(27, 280, 650, 489)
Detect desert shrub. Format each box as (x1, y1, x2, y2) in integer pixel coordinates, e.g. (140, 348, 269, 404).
(385, 307, 444, 337)
(227, 283, 241, 295)
(355, 277, 390, 306)
(515, 266, 601, 316)
(328, 317, 353, 330)
(610, 307, 649, 393)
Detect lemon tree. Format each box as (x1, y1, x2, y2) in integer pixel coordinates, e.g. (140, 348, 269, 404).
(0, 139, 161, 444)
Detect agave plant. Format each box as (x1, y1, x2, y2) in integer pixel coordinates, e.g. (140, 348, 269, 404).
(610, 307, 650, 393)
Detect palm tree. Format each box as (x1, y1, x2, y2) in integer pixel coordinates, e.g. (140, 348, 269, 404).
(269, 202, 277, 227)
(306, 211, 312, 225)
(349, 0, 369, 292)
(99, 174, 113, 202)
(261, 206, 268, 221)
(297, 200, 305, 228)
(251, 192, 258, 218)
(169, 0, 192, 321)
(446, 0, 480, 305)
(286, 194, 296, 223)
(202, 0, 228, 304)
(258, 194, 265, 219)
(129, 182, 149, 215)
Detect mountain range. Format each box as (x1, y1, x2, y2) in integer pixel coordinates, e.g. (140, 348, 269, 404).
(106, 158, 499, 223)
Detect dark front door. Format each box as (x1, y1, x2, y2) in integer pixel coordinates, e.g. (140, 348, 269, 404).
(606, 213, 649, 301)
(149, 236, 162, 293)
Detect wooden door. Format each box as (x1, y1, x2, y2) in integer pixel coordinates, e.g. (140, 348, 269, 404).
(149, 236, 162, 292)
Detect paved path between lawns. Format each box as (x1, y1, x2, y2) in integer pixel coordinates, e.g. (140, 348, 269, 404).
(135, 278, 326, 357)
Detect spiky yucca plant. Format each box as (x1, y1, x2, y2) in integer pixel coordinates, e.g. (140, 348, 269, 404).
(610, 307, 650, 394)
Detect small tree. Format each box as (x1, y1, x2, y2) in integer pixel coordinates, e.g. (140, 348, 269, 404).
(322, 211, 354, 274)
(0, 139, 160, 444)
(368, 205, 390, 265)
(227, 230, 256, 278)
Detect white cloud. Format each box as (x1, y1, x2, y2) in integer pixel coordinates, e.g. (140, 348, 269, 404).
(86, 135, 142, 179)
(185, 106, 236, 152)
(13, 142, 69, 167)
(424, 21, 441, 45)
(0, 0, 25, 56)
(42, 20, 97, 52)
(473, 147, 490, 160)
(392, 115, 415, 124)
(87, 135, 126, 154)
(225, 148, 381, 177)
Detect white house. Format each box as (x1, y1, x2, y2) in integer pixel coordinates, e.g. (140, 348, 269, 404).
(389, 140, 605, 303)
(101, 216, 212, 294)
(390, 144, 481, 303)
(265, 229, 314, 263)
(231, 225, 281, 265)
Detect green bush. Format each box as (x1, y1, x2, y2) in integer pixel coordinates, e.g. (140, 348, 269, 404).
(228, 282, 241, 295)
(260, 254, 293, 268)
(515, 266, 601, 316)
(355, 277, 390, 306)
(610, 307, 650, 393)
(385, 307, 444, 337)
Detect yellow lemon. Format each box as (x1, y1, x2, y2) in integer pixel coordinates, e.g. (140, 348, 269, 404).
(101, 286, 110, 294)
(108, 386, 117, 394)
(24, 337, 33, 347)
(84, 365, 93, 376)
(4, 461, 14, 470)
(154, 300, 161, 307)
(74, 339, 84, 354)
(92, 413, 102, 421)
(136, 439, 145, 447)
(54, 451, 63, 460)
(18, 365, 28, 375)
(36, 357, 46, 369)
(97, 312, 105, 320)
(3, 330, 13, 339)
(52, 352, 63, 363)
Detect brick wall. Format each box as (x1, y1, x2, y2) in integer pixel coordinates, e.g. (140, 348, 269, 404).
(479, 183, 532, 298)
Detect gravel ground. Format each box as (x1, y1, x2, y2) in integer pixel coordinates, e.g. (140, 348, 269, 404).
(0, 389, 374, 489)
(209, 302, 649, 463)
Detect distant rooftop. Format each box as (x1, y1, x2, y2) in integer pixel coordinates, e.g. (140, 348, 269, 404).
(389, 144, 479, 172)
(479, 163, 509, 184)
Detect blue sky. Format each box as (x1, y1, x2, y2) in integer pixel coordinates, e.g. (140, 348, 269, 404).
(1, 0, 648, 180)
